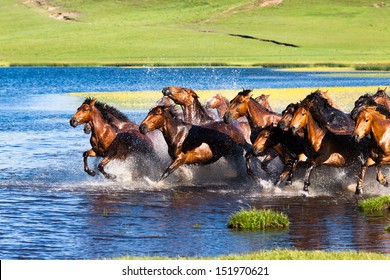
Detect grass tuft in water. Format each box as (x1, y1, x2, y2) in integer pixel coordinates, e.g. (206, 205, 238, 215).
(358, 195, 390, 213)
(227, 208, 289, 230)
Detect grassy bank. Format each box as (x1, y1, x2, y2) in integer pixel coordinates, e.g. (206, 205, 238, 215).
(69, 85, 389, 113)
(116, 249, 390, 260)
(1, 0, 390, 66)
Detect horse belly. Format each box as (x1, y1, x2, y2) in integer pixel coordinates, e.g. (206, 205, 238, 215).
(323, 153, 346, 166)
(185, 143, 214, 164)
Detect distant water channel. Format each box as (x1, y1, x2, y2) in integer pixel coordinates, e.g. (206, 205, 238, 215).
(0, 67, 389, 259)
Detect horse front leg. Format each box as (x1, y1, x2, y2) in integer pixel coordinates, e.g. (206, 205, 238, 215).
(245, 151, 259, 182)
(83, 149, 96, 176)
(159, 155, 186, 182)
(98, 157, 117, 179)
(303, 162, 316, 193)
(356, 161, 368, 195)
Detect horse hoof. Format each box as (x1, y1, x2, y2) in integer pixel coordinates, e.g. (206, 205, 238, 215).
(105, 174, 117, 180)
(355, 188, 363, 195)
(86, 170, 96, 176)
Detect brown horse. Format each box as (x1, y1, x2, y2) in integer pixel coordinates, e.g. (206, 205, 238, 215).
(223, 89, 281, 143)
(139, 105, 249, 182)
(373, 87, 390, 110)
(353, 106, 390, 189)
(162, 86, 217, 124)
(205, 93, 273, 118)
(290, 105, 370, 194)
(162, 86, 251, 145)
(254, 94, 273, 111)
(70, 98, 159, 179)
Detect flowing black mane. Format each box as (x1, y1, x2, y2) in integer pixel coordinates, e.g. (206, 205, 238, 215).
(84, 97, 130, 124)
(237, 88, 253, 96)
(301, 90, 354, 133)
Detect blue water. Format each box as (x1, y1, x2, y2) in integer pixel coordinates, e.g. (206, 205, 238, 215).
(0, 67, 389, 260)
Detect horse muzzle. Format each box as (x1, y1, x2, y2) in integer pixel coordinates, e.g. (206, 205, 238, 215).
(223, 113, 233, 124)
(162, 87, 172, 97)
(69, 118, 79, 128)
(291, 126, 298, 135)
(278, 121, 288, 131)
(353, 134, 362, 143)
(139, 124, 149, 135)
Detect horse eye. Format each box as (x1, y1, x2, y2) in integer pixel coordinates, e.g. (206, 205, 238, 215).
(365, 119, 369, 122)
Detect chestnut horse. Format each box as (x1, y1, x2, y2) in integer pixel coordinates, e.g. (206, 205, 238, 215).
(223, 89, 281, 143)
(353, 106, 390, 190)
(205, 93, 273, 119)
(162, 86, 251, 144)
(139, 105, 250, 182)
(290, 105, 370, 194)
(373, 87, 390, 110)
(70, 98, 159, 179)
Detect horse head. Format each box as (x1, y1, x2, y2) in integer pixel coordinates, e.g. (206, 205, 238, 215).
(290, 106, 308, 135)
(69, 98, 97, 127)
(162, 86, 198, 106)
(223, 89, 252, 124)
(353, 106, 376, 142)
(279, 103, 299, 131)
(139, 105, 176, 134)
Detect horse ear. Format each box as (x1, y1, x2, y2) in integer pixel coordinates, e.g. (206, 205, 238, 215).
(265, 94, 270, 99)
(384, 87, 387, 93)
(188, 89, 199, 99)
(90, 99, 97, 106)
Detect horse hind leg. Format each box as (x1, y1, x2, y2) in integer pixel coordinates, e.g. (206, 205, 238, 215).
(376, 163, 388, 187)
(98, 157, 117, 179)
(83, 149, 96, 176)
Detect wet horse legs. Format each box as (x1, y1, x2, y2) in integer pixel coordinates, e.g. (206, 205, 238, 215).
(83, 149, 96, 176)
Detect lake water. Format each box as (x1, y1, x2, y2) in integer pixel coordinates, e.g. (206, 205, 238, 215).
(0, 67, 389, 260)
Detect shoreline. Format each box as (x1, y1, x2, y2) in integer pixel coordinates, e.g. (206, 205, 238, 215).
(1, 62, 390, 71)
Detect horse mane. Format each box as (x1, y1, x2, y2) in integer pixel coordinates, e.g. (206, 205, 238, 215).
(281, 102, 299, 115)
(237, 88, 253, 96)
(350, 93, 390, 120)
(301, 90, 354, 133)
(84, 97, 130, 124)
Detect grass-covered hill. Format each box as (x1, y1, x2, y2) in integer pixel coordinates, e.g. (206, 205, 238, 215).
(1, 0, 390, 67)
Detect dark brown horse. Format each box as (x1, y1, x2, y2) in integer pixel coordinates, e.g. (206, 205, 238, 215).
(70, 98, 159, 179)
(139, 105, 249, 182)
(353, 106, 390, 190)
(249, 103, 307, 185)
(290, 104, 370, 194)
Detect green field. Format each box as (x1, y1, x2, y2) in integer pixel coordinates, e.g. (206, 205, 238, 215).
(1, 0, 390, 66)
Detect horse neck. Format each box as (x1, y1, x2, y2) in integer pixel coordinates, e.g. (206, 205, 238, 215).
(90, 108, 117, 146)
(160, 113, 187, 148)
(370, 114, 390, 148)
(304, 111, 326, 152)
(181, 99, 213, 124)
(246, 99, 280, 129)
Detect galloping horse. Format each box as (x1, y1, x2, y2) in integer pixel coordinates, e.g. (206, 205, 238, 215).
(70, 98, 159, 179)
(162, 86, 217, 124)
(249, 103, 307, 185)
(162, 86, 251, 145)
(139, 105, 249, 182)
(290, 97, 370, 194)
(353, 106, 390, 190)
(205, 93, 273, 119)
(223, 89, 282, 143)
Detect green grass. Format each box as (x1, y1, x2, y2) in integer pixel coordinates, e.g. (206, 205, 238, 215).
(1, 0, 390, 66)
(227, 208, 289, 230)
(116, 249, 390, 260)
(358, 195, 390, 213)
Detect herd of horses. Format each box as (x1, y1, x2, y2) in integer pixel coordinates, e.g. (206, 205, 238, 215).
(69, 86, 390, 195)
